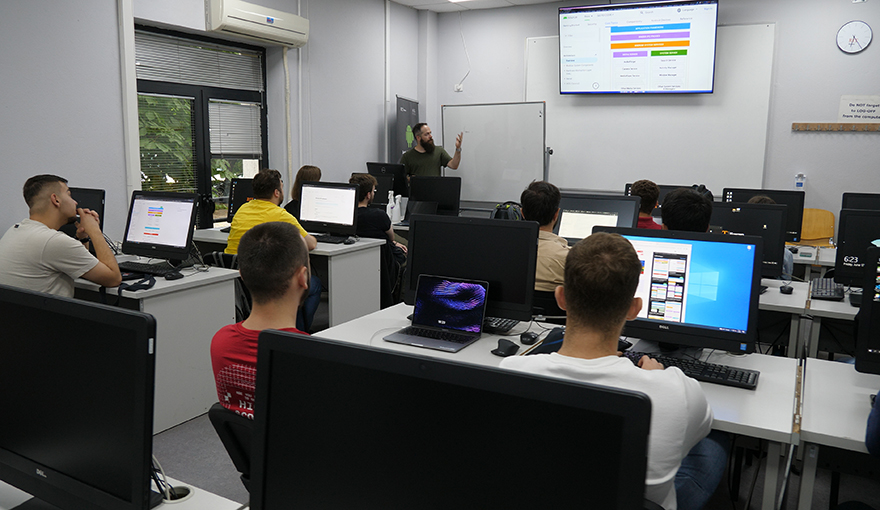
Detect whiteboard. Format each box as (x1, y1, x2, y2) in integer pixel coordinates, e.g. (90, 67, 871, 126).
(525, 24, 775, 194)
(441, 102, 546, 203)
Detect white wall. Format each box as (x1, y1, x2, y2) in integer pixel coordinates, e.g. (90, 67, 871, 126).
(433, 0, 880, 223)
(0, 0, 130, 238)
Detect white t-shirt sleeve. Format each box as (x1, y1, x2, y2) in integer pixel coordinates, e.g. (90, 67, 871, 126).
(678, 370, 714, 452)
(43, 234, 100, 279)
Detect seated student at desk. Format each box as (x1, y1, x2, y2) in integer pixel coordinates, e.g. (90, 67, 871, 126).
(211, 222, 311, 419)
(521, 180, 570, 292)
(348, 173, 407, 263)
(0, 174, 121, 297)
(284, 164, 322, 220)
(747, 195, 795, 278)
(501, 233, 726, 510)
(631, 179, 663, 230)
(660, 186, 714, 233)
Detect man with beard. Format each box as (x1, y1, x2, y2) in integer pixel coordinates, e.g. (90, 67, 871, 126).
(399, 123, 463, 178)
(0, 174, 121, 297)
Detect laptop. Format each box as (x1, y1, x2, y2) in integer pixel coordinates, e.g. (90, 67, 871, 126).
(384, 275, 489, 352)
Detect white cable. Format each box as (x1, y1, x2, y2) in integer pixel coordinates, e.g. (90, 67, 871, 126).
(456, 12, 471, 88)
(284, 46, 293, 187)
(152, 454, 171, 500)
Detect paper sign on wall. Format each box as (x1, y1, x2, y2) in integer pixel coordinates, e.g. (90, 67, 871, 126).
(839, 95, 880, 122)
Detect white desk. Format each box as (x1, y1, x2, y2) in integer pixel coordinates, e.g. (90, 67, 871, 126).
(797, 359, 880, 510)
(806, 293, 859, 358)
(759, 278, 810, 356)
(792, 246, 836, 282)
(75, 265, 239, 433)
(0, 478, 241, 510)
(192, 227, 384, 327)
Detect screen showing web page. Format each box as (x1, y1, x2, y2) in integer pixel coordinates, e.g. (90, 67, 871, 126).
(125, 196, 194, 248)
(558, 210, 619, 239)
(300, 185, 356, 226)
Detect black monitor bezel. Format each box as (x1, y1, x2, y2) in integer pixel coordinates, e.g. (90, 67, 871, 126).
(834, 208, 880, 287)
(369, 173, 395, 206)
(554, 192, 641, 243)
(251, 331, 651, 510)
(121, 191, 198, 261)
(226, 177, 254, 223)
(594, 226, 762, 353)
(842, 192, 880, 212)
(60, 187, 106, 240)
(366, 162, 408, 198)
(409, 176, 461, 216)
(403, 214, 538, 321)
(710, 201, 787, 279)
(722, 188, 805, 243)
(856, 246, 880, 375)
(624, 183, 690, 218)
(0, 284, 156, 510)
(297, 181, 359, 237)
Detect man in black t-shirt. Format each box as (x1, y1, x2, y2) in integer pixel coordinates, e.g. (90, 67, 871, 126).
(349, 174, 407, 257)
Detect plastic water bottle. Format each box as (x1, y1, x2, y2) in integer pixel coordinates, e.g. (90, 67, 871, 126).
(386, 190, 395, 220)
(391, 195, 402, 223)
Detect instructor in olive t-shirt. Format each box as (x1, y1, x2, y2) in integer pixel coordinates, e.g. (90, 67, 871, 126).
(399, 123, 463, 178)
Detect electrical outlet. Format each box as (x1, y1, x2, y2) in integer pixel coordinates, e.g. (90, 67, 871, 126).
(454, 84, 463, 92)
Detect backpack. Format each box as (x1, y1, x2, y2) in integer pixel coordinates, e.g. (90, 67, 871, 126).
(492, 201, 524, 221)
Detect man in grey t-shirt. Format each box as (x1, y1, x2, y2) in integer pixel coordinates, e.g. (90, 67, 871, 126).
(0, 175, 121, 297)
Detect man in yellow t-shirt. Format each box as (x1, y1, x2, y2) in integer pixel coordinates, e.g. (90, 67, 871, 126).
(225, 169, 320, 331)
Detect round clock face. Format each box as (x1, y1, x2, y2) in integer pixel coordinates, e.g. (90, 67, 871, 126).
(837, 20, 873, 54)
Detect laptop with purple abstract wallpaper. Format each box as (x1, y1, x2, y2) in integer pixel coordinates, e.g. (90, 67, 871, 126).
(384, 275, 490, 353)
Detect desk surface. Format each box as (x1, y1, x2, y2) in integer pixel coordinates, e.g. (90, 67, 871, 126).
(760, 278, 809, 314)
(192, 227, 385, 255)
(807, 293, 860, 320)
(801, 358, 880, 453)
(75, 262, 239, 299)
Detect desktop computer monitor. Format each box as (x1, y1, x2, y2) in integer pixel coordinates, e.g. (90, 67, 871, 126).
(403, 215, 538, 321)
(842, 192, 880, 212)
(594, 227, 762, 353)
(225, 178, 254, 223)
(250, 332, 652, 510)
(833, 209, 880, 287)
(366, 162, 408, 198)
(856, 247, 880, 375)
(121, 191, 198, 262)
(409, 176, 461, 216)
(356, 172, 394, 207)
(710, 202, 787, 279)
(624, 183, 688, 217)
(60, 187, 106, 240)
(298, 181, 359, 237)
(0, 284, 157, 510)
(722, 188, 805, 243)
(554, 192, 641, 243)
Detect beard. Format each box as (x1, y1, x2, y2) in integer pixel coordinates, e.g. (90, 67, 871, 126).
(421, 138, 435, 153)
(66, 215, 78, 225)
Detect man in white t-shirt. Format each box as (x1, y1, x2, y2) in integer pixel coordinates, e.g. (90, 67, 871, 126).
(501, 232, 727, 510)
(0, 175, 121, 297)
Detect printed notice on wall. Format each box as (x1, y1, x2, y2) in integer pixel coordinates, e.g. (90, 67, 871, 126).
(839, 95, 880, 122)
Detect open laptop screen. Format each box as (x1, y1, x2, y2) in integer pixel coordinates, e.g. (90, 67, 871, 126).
(413, 275, 489, 333)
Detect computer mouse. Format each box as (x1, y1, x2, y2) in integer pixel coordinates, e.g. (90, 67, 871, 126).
(491, 338, 520, 357)
(164, 271, 184, 281)
(787, 246, 799, 254)
(520, 331, 539, 345)
(780, 285, 793, 295)
(344, 237, 356, 245)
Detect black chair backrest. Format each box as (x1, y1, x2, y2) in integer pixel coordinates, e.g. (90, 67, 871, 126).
(208, 402, 254, 493)
(207, 251, 252, 322)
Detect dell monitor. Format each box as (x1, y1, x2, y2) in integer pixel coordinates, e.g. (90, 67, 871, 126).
(60, 187, 106, 240)
(297, 181, 358, 237)
(834, 209, 880, 287)
(710, 202, 787, 279)
(251, 332, 651, 510)
(595, 227, 762, 353)
(366, 162, 408, 198)
(409, 176, 461, 216)
(225, 177, 254, 223)
(856, 247, 880, 375)
(722, 188, 805, 243)
(842, 192, 880, 212)
(360, 173, 394, 208)
(121, 191, 198, 262)
(625, 183, 689, 217)
(0, 284, 157, 510)
(554, 192, 641, 243)
(404, 215, 538, 321)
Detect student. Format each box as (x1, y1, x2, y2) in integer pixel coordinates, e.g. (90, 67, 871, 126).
(348, 173, 407, 259)
(210, 222, 311, 419)
(399, 123, 463, 178)
(520, 180, 570, 292)
(631, 179, 663, 230)
(285, 164, 322, 219)
(0, 174, 121, 297)
(747, 195, 795, 278)
(501, 232, 726, 510)
(660, 187, 714, 233)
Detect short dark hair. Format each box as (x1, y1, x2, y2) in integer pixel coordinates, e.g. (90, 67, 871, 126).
(661, 188, 713, 232)
(23, 175, 68, 208)
(520, 181, 561, 227)
(630, 179, 660, 214)
(747, 195, 775, 205)
(349, 173, 377, 202)
(238, 222, 309, 304)
(564, 232, 642, 335)
(412, 123, 428, 139)
(253, 169, 283, 199)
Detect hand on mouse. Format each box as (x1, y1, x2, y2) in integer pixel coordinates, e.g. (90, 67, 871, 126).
(637, 356, 664, 371)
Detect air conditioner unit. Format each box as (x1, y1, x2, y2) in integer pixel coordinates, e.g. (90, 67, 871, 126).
(206, 0, 308, 48)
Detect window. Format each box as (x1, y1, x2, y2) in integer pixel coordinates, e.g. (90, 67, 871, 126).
(135, 28, 268, 227)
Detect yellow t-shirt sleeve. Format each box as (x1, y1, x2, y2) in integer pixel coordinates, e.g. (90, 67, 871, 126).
(280, 210, 308, 237)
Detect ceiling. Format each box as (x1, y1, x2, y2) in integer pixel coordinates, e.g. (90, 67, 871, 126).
(391, 0, 563, 13)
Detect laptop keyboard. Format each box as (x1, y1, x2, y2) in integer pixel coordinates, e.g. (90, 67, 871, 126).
(402, 326, 474, 344)
(811, 278, 845, 301)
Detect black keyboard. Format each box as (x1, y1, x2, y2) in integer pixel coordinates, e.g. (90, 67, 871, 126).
(402, 326, 474, 344)
(118, 261, 178, 277)
(811, 278, 845, 301)
(220, 226, 231, 233)
(622, 351, 760, 390)
(483, 317, 518, 334)
(314, 234, 349, 244)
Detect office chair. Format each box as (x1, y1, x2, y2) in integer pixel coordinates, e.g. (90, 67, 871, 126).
(206, 251, 252, 322)
(208, 403, 254, 493)
(379, 242, 403, 309)
(532, 290, 566, 325)
(800, 208, 835, 247)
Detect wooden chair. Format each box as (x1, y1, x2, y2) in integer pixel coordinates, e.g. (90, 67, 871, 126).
(799, 208, 835, 247)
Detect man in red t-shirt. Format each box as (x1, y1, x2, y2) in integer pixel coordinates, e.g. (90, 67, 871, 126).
(210, 221, 311, 419)
(630, 179, 663, 230)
